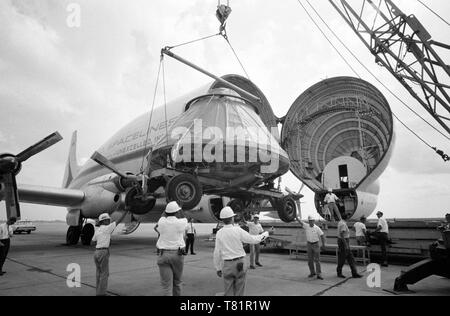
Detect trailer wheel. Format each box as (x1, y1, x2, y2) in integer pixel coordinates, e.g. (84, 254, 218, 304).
(166, 174, 203, 210)
(275, 196, 297, 223)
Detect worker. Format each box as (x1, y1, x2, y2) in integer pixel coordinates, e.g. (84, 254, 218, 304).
(185, 218, 197, 255)
(324, 188, 342, 221)
(156, 201, 188, 296)
(92, 213, 120, 296)
(354, 216, 368, 246)
(0, 217, 16, 276)
(438, 213, 450, 231)
(375, 211, 389, 267)
(298, 215, 326, 280)
(214, 207, 269, 296)
(247, 214, 264, 269)
(337, 213, 362, 279)
(322, 203, 332, 221)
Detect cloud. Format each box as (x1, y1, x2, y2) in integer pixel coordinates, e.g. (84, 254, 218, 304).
(0, 131, 7, 144)
(0, 0, 449, 222)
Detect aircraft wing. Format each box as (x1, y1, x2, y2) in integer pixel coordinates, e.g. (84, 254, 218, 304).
(1, 184, 85, 208)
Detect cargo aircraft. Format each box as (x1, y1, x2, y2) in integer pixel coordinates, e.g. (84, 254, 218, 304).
(0, 70, 394, 245)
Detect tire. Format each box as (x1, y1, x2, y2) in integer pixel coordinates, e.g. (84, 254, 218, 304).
(166, 174, 203, 210)
(275, 196, 297, 223)
(66, 226, 82, 245)
(27, 231, 31, 234)
(81, 223, 95, 246)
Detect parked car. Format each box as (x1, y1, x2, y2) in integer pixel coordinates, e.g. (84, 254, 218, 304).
(13, 220, 36, 234)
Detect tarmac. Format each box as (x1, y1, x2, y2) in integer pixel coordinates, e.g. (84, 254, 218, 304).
(0, 222, 449, 296)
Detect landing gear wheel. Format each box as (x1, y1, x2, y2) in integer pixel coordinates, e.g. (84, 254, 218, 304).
(81, 223, 95, 246)
(274, 196, 297, 223)
(166, 174, 203, 210)
(66, 226, 81, 245)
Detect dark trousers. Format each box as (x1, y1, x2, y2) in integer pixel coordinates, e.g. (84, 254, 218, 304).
(0, 239, 10, 272)
(185, 234, 195, 254)
(378, 232, 389, 264)
(337, 238, 358, 276)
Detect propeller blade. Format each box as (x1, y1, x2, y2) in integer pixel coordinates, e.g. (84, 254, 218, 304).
(90, 151, 128, 178)
(17, 132, 63, 162)
(3, 173, 21, 220)
(298, 183, 305, 194)
(285, 187, 295, 195)
(285, 186, 304, 200)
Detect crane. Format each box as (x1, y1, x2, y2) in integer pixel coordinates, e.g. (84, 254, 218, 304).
(327, 0, 450, 291)
(329, 0, 450, 140)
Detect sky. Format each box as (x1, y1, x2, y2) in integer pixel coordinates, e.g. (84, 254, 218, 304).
(0, 0, 450, 221)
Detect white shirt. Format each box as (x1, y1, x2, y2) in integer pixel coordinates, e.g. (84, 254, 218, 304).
(303, 224, 324, 243)
(93, 222, 117, 249)
(338, 220, 350, 239)
(156, 217, 188, 250)
(247, 222, 264, 236)
(185, 222, 196, 234)
(354, 222, 367, 237)
(377, 217, 389, 233)
(324, 193, 339, 204)
(214, 225, 269, 271)
(0, 223, 13, 240)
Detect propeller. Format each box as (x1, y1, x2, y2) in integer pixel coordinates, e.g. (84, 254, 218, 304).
(285, 183, 306, 222)
(285, 183, 305, 200)
(0, 132, 63, 220)
(91, 151, 130, 179)
(90, 151, 157, 214)
(90, 151, 148, 194)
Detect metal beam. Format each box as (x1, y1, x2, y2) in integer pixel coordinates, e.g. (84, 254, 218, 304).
(161, 48, 261, 103)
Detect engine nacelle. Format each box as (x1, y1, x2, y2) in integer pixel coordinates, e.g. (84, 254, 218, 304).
(78, 185, 121, 218)
(118, 187, 156, 215)
(82, 174, 157, 216)
(86, 173, 129, 193)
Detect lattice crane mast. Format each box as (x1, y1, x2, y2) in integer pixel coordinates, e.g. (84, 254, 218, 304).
(329, 0, 450, 144)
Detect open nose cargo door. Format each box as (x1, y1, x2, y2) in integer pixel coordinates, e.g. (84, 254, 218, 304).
(280, 77, 395, 220)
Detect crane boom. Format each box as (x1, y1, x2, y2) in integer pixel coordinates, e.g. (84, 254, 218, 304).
(329, 0, 450, 135)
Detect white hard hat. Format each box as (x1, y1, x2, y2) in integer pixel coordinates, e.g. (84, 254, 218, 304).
(220, 207, 236, 219)
(99, 213, 111, 221)
(328, 188, 333, 193)
(166, 201, 181, 214)
(253, 214, 260, 219)
(308, 215, 315, 221)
